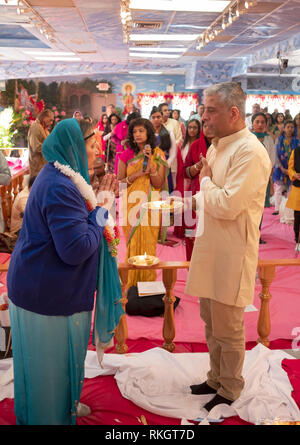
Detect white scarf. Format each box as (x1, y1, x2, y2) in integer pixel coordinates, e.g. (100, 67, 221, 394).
(54, 161, 97, 208)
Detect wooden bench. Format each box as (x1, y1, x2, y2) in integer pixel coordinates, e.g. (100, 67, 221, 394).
(116, 258, 300, 353)
(116, 261, 190, 354)
(0, 254, 299, 352)
(257, 258, 300, 347)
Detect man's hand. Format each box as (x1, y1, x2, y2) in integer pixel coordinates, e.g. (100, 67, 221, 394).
(199, 155, 212, 182)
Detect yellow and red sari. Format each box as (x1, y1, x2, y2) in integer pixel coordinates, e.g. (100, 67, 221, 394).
(121, 147, 168, 287)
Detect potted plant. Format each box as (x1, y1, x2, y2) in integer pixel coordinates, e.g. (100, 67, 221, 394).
(0, 107, 18, 155)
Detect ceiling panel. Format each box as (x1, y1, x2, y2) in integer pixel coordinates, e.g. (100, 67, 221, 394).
(0, 0, 299, 86)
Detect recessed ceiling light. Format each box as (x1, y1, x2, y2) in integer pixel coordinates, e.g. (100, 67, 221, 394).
(129, 47, 186, 52)
(129, 71, 163, 75)
(0, 0, 18, 5)
(170, 24, 207, 30)
(129, 0, 230, 12)
(129, 52, 180, 58)
(130, 34, 199, 41)
(23, 50, 76, 56)
(32, 56, 81, 61)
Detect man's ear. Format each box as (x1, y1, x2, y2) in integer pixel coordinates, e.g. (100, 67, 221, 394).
(231, 106, 240, 122)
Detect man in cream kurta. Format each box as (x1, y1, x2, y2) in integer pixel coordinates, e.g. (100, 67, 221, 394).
(185, 82, 271, 412)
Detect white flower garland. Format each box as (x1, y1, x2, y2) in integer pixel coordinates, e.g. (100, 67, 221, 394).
(54, 161, 97, 209)
(54, 161, 116, 229)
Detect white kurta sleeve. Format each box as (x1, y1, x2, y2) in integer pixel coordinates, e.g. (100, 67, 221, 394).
(265, 136, 276, 167)
(167, 131, 177, 168)
(194, 146, 271, 221)
(173, 120, 183, 145)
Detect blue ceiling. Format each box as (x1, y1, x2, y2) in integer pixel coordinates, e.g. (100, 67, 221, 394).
(0, 0, 299, 89)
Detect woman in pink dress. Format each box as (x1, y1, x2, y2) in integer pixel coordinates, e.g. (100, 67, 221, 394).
(174, 119, 201, 238)
(113, 111, 140, 175)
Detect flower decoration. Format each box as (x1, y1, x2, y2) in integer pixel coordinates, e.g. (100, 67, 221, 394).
(51, 107, 67, 127)
(103, 225, 120, 257)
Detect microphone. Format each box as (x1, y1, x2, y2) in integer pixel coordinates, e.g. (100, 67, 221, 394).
(143, 144, 151, 172)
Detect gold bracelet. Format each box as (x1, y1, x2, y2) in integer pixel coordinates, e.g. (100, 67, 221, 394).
(126, 176, 133, 184)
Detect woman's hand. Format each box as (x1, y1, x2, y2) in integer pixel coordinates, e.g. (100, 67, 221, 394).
(195, 160, 202, 170)
(143, 145, 152, 158)
(143, 147, 156, 175)
(145, 160, 157, 176)
(97, 174, 119, 208)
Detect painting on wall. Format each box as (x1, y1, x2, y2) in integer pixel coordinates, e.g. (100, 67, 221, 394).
(121, 82, 136, 116)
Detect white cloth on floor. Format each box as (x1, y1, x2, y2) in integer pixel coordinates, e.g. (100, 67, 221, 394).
(0, 358, 13, 401)
(1, 345, 299, 424)
(84, 344, 300, 424)
(279, 196, 294, 224)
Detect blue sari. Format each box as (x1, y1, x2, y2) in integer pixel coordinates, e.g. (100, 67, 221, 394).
(273, 135, 299, 186)
(9, 119, 124, 425)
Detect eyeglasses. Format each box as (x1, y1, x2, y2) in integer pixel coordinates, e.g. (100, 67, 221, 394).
(84, 131, 95, 141)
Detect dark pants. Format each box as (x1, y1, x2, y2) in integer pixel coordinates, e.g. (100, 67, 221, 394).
(294, 210, 300, 243)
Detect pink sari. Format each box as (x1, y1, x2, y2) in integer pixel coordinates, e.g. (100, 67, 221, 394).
(113, 121, 128, 175)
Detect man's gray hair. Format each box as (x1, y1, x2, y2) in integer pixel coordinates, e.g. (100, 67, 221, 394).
(203, 82, 246, 119)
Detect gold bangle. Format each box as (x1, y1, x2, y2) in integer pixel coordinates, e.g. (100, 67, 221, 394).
(126, 176, 133, 184)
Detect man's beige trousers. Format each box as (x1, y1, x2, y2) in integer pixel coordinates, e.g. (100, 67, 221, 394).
(200, 298, 246, 401)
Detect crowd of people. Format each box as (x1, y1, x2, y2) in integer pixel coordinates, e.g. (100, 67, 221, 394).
(1, 93, 295, 253)
(21, 95, 300, 266)
(78, 99, 300, 255)
(2, 81, 300, 425)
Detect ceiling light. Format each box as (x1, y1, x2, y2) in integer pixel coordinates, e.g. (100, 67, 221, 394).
(170, 24, 207, 30)
(129, 47, 186, 52)
(0, 0, 18, 4)
(23, 51, 76, 56)
(129, 71, 163, 75)
(129, 52, 180, 58)
(32, 56, 81, 61)
(121, 0, 132, 43)
(129, 0, 230, 12)
(130, 34, 199, 41)
(17, 7, 28, 14)
(195, 0, 258, 53)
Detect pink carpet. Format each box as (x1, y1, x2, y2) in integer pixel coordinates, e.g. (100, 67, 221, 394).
(0, 206, 299, 426)
(116, 206, 300, 345)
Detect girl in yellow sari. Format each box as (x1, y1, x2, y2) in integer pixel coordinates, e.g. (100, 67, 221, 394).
(117, 118, 168, 287)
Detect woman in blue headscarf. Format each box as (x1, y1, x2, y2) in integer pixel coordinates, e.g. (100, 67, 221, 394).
(7, 118, 123, 425)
